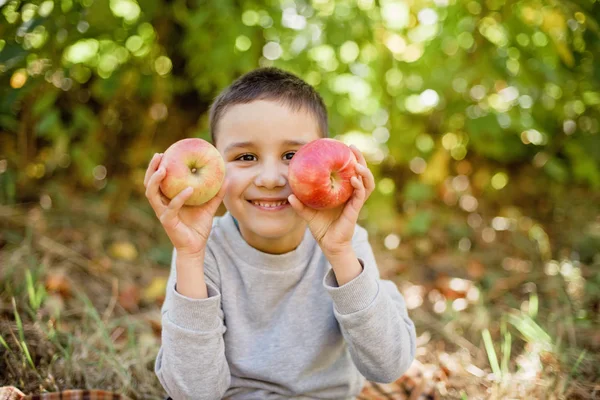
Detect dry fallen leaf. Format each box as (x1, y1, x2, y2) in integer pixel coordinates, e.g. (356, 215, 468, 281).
(118, 284, 140, 312)
(91, 256, 113, 272)
(434, 275, 472, 301)
(45, 273, 72, 298)
(145, 317, 162, 338)
(467, 259, 485, 280)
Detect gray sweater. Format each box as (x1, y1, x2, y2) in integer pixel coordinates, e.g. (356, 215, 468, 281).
(155, 212, 416, 400)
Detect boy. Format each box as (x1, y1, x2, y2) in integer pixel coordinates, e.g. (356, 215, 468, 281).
(145, 67, 416, 399)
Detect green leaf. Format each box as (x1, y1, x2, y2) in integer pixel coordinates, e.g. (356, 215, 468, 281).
(32, 91, 59, 117)
(543, 157, 569, 183)
(36, 109, 61, 137)
(482, 328, 501, 379)
(405, 210, 433, 236)
(402, 181, 434, 202)
(0, 114, 19, 131)
(0, 42, 27, 65)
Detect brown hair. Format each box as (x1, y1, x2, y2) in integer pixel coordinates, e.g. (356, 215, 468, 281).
(209, 67, 328, 145)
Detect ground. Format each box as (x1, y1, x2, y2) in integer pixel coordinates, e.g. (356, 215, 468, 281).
(1, 183, 599, 399)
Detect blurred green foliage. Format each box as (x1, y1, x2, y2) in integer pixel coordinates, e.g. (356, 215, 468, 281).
(1, 0, 599, 222)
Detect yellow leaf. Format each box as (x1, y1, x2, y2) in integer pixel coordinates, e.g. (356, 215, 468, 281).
(108, 241, 138, 261)
(420, 148, 449, 185)
(555, 42, 574, 67)
(542, 9, 566, 34)
(142, 276, 168, 303)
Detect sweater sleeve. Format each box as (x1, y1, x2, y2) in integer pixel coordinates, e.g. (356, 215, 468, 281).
(322, 225, 416, 384)
(154, 247, 230, 400)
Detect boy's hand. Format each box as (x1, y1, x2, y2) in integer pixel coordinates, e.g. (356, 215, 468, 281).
(288, 145, 375, 257)
(144, 153, 227, 258)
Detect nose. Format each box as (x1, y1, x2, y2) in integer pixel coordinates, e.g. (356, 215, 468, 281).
(254, 159, 287, 189)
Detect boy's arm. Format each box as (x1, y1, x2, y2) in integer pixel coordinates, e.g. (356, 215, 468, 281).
(324, 247, 363, 286)
(175, 250, 209, 299)
(155, 248, 231, 400)
(323, 226, 417, 384)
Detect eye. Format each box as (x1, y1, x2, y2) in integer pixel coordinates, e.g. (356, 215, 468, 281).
(235, 153, 257, 162)
(283, 151, 296, 161)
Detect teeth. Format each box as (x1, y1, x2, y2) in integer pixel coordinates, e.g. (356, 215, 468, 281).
(251, 200, 288, 207)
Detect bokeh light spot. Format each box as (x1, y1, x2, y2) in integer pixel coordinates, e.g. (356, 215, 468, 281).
(491, 172, 508, 189)
(235, 35, 252, 52)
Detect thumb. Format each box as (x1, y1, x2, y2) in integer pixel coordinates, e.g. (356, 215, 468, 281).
(215, 177, 228, 201)
(288, 194, 313, 221)
(205, 178, 228, 213)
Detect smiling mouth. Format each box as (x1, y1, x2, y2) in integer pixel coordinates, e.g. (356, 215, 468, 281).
(247, 199, 289, 208)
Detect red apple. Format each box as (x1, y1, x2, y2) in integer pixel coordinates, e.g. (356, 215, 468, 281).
(288, 138, 357, 210)
(159, 138, 225, 206)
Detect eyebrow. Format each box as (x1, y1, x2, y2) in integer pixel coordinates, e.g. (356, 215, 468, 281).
(224, 140, 308, 153)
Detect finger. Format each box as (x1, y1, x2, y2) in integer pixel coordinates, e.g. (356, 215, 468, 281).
(158, 189, 170, 207)
(160, 187, 193, 228)
(349, 145, 367, 167)
(144, 153, 163, 188)
(355, 163, 375, 196)
(145, 166, 168, 213)
(342, 176, 366, 221)
(350, 175, 366, 203)
(143, 153, 157, 188)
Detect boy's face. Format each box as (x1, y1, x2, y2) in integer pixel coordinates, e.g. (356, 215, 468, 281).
(215, 100, 321, 254)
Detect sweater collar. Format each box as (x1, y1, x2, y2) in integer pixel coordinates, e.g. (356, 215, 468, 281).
(220, 212, 316, 270)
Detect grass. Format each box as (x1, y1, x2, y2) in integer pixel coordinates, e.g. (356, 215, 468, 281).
(1, 184, 599, 399)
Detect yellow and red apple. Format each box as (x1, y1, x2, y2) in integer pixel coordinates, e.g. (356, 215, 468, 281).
(288, 138, 357, 210)
(159, 138, 225, 206)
